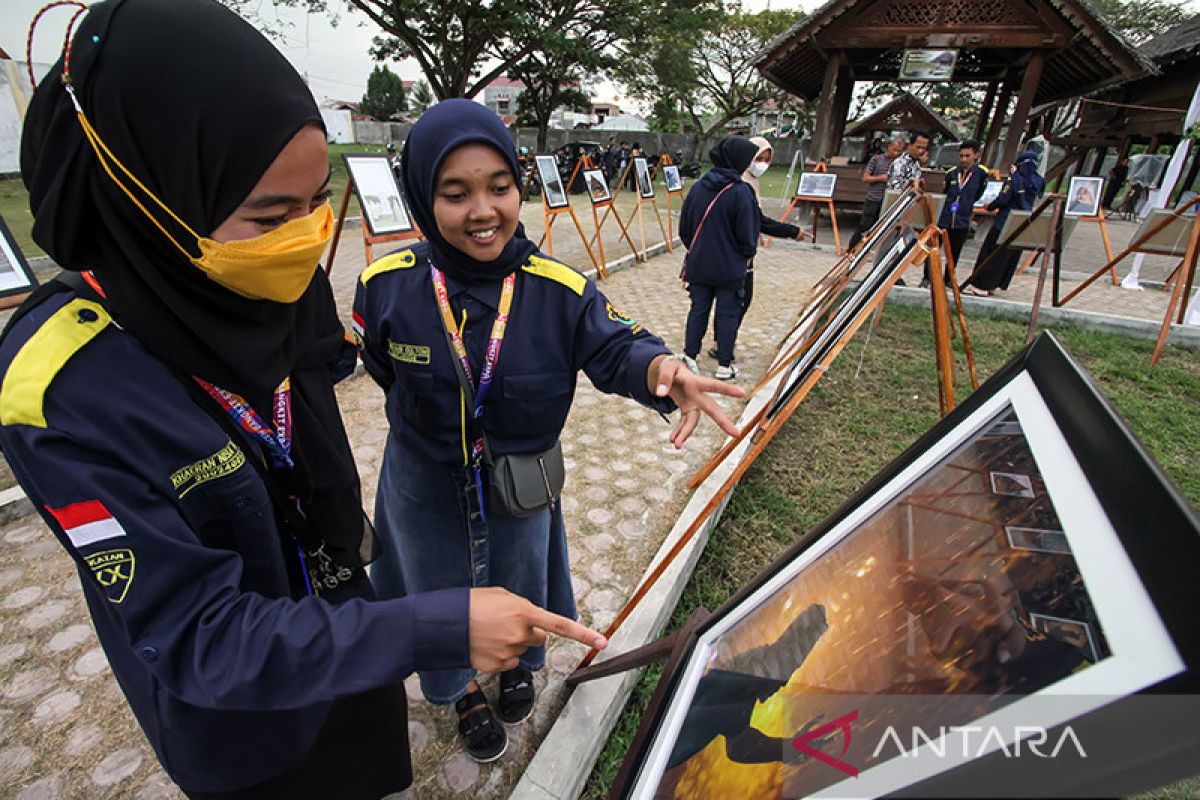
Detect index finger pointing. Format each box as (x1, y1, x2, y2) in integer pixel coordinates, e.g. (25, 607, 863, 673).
(528, 607, 608, 650)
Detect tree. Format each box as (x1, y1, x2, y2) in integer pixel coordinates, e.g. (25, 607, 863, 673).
(408, 79, 434, 117)
(360, 64, 406, 120)
(511, 31, 615, 151)
(620, 5, 804, 159)
(649, 96, 683, 133)
(1091, 0, 1190, 45)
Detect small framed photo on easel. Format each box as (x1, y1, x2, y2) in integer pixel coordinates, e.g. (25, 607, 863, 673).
(0, 212, 39, 304)
(537, 155, 570, 210)
(796, 171, 837, 198)
(343, 155, 415, 236)
(1065, 176, 1103, 218)
(583, 169, 612, 205)
(663, 165, 683, 193)
(635, 157, 655, 199)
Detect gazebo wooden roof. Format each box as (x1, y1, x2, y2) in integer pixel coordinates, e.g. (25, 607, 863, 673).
(846, 92, 959, 141)
(754, 0, 1153, 168)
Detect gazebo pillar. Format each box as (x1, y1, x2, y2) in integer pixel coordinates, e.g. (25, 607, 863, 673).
(828, 64, 855, 157)
(810, 51, 846, 162)
(982, 71, 1017, 165)
(998, 50, 1045, 170)
(975, 81, 999, 141)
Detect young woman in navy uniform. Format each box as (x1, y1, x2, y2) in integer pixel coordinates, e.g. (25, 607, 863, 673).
(0, 2, 603, 797)
(353, 99, 742, 762)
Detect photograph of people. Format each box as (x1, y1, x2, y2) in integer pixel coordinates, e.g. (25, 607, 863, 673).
(664, 165, 683, 193)
(636, 157, 655, 198)
(537, 155, 569, 208)
(1066, 177, 1103, 217)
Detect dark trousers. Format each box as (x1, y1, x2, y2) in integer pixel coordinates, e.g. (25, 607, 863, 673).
(848, 198, 883, 251)
(927, 227, 967, 283)
(968, 226, 1022, 291)
(738, 269, 755, 325)
(686, 281, 743, 366)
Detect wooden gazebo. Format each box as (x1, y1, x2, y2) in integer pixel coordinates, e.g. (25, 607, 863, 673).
(755, 0, 1152, 170)
(1038, 15, 1200, 192)
(845, 92, 959, 160)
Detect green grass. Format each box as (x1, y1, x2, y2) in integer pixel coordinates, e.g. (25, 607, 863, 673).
(581, 304, 1200, 799)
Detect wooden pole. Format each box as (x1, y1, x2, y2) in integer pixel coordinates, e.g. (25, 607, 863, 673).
(1152, 212, 1200, 364)
(810, 52, 844, 162)
(1027, 196, 1066, 344)
(982, 71, 1016, 167)
(997, 51, 1045, 172)
(324, 181, 355, 275)
(975, 81, 999, 142)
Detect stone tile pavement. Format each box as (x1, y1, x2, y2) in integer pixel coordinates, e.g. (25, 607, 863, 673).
(0, 197, 1191, 799)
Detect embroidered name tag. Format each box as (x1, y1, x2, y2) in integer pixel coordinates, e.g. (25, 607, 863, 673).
(170, 440, 246, 498)
(388, 340, 431, 365)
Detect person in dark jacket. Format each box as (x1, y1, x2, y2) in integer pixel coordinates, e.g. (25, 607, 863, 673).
(679, 137, 760, 380)
(354, 99, 742, 762)
(931, 139, 990, 288)
(962, 150, 1045, 296)
(1, 2, 604, 797)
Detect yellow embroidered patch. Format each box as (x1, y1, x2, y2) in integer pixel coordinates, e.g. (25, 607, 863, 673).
(522, 255, 586, 296)
(170, 439, 246, 498)
(86, 548, 135, 604)
(605, 301, 643, 334)
(387, 340, 431, 365)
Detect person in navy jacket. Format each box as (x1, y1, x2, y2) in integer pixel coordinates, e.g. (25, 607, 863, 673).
(353, 99, 743, 763)
(932, 139, 991, 287)
(679, 137, 761, 381)
(0, 2, 603, 797)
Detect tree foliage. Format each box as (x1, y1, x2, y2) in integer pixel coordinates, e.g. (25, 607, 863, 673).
(360, 64, 405, 120)
(408, 79, 434, 117)
(1091, 0, 1191, 45)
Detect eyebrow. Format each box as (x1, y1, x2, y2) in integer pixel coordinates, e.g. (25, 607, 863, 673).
(241, 168, 333, 210)
(437, 169, 513, 188)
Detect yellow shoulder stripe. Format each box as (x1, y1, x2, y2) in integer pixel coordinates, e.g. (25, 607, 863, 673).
(522, 255, 586, 296)
(360, 249, 417, 285)
(1, 299, 111, 428)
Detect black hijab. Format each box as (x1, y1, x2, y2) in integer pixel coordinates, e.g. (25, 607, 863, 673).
(401, 99, 536, 284)
(21, 0, 366, 572)
(708, 136, 760, 174)
(22, 0, 338, 407)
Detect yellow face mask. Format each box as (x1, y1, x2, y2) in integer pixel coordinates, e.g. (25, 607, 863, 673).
(191, 204, 333, 303)
(65, 85, 329, 303)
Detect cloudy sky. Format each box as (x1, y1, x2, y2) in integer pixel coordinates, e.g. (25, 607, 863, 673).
(1, 0, 826, 106)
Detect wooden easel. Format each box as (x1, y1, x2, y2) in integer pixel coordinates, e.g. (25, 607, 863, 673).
(586, 159, 643, 265)
(778, 161, 842, 253)
(325, 180, 423, 275)
(659, 154, 686, 245)
(622, 158, 671, 259)
(1012, 206, 1117, 285)
(535, 161, 603, 274)
(577, 188, 977, 670)
(1054, 195, 1200, 364)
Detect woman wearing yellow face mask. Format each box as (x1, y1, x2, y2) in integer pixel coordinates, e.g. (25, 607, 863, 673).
(0, 1, 604, 797)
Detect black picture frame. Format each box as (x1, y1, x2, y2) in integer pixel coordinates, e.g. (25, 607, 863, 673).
(343, 154, 415, 236)
(0, 212, 39, 300)
(611, 333, 1200, 799)
(537, 155, 571, 210)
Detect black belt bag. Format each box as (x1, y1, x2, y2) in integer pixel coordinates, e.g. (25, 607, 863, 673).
(483, 440, 565, 518)
(440, 323, 565, 518)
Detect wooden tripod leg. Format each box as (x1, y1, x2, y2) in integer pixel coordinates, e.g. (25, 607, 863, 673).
(611, 204, 641, 261)
(1097, 212, 1118, 285)
(650, 200, 671, 252)
(590, 204, 609, 279)
(1151, 211, 1200, 364)
(828, 200, 842, 254)
(538, 211, 558, 254)
(324, 181, 354, 275)
(926, 245, 956, 415)
(569, 207, 601, 273)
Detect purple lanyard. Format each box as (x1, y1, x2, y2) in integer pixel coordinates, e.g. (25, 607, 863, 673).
(193, 377, 293, 470)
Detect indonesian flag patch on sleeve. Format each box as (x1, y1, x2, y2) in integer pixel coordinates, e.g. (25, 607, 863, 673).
(47, 500, 126, 549)
(351, 311, 365, 343)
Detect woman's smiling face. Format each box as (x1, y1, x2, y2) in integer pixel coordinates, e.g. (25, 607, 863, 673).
(433, 143, 520, 261)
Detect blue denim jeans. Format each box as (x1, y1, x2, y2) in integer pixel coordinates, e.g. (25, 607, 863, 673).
(370, 435, 576, 704)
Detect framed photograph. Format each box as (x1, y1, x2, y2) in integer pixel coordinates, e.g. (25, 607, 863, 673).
(536, 155, 570, 210)
(1005, 526, 1071, 555)
(974, 180, 1004, 209)
(343, 155, 414, 236)
(989, 471, 1034, 497)
(0, 213, 39, 300)
(1130, 209, 1195, 256)
(583, 169, 612, 204)
(663, 165, 683, 193)
(882, 189, 947, 231)
(1065, 176, 1103, 218)
(899, 48, 958, 81)
(612, 333, 1200, 799)
(796, 171, 837, 199)
(999, 209, 1080, 250)
(635, 157, 655, 199)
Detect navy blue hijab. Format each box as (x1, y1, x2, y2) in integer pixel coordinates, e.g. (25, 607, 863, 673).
(401, 99, 536, 284)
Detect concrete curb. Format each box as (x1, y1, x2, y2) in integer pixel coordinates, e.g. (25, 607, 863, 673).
(0, 485, 33, 525)
(513, 298, 820, 800)
(883, 286, 1200, 349)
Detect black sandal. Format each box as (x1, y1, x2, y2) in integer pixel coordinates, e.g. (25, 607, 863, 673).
(497, 666, 535, 725)
(454, 689, 508, 762)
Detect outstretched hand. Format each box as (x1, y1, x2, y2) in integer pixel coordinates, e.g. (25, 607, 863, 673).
(469, 587, 607, 673)
(649, 355, 745, 449)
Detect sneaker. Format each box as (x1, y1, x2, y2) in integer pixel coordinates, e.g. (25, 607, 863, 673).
(497, 666, 535, 725)
(714, 364, 739, 381)
(455, 688, 508, 763)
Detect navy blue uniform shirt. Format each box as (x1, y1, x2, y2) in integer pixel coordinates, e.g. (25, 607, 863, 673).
(0, 288, 470, 793)
(353, 243, 674, 466)
(939, 164, 992, 229)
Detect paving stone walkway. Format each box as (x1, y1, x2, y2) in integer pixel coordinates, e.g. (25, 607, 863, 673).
(0, 197, 1191, 799)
